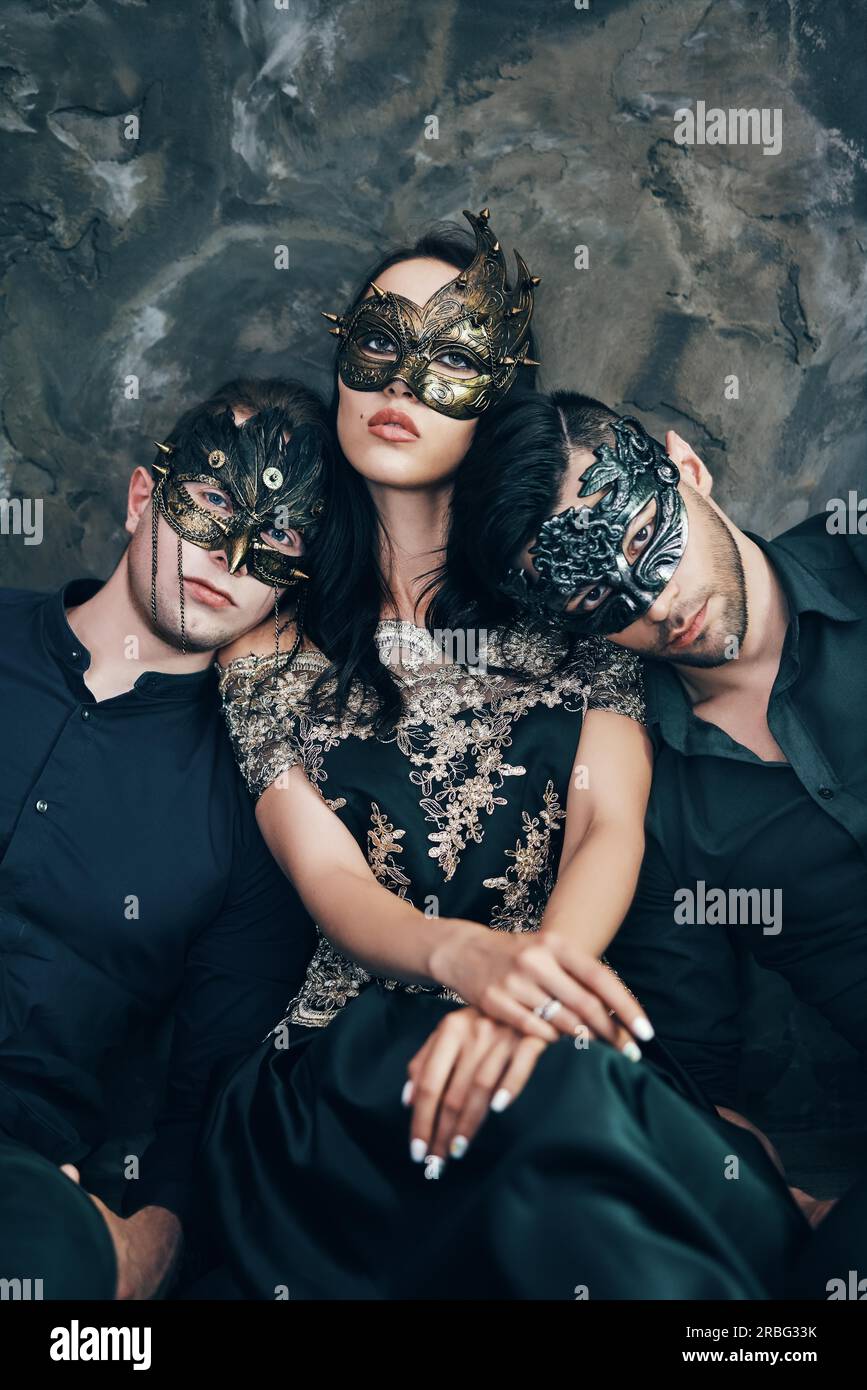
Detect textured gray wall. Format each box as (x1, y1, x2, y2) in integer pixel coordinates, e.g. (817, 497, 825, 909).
(1, 0, 865, 590)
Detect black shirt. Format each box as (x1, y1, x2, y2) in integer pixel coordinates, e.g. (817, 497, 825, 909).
(607, 514, 867, 1106)
(0, 578, 315, 1221)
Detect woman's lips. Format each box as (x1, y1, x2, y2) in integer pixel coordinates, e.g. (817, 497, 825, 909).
(367, 408, 420, 442)
(667, 598, 709, 651)
(184, 578, 232, 609)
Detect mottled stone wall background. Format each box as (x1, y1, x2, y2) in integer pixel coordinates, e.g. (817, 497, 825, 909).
(0, 0, 864, 590)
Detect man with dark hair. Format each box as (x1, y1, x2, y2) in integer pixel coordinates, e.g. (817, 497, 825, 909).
(466, 390, 866, 1274)
(503, 393, 866, 1119)
(0, 379, 327, 1298)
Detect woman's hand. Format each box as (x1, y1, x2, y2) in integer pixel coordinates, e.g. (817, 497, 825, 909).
(403, 1007, 546, 1175)
(430, 926, 654, 1051)
(402, 1004, 643, 1174)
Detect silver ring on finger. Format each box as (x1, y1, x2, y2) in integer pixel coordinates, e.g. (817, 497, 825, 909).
(534, 996, 562, 1022)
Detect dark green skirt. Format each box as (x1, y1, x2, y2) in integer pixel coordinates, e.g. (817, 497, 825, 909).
(199, 984, 808, 1300)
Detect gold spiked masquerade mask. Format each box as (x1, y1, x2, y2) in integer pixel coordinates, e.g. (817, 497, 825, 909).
(322, 208, 540, 420)
(151, 407, 329, 587)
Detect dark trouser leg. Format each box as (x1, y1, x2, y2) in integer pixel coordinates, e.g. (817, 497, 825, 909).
(0, 1137, 117, 1300)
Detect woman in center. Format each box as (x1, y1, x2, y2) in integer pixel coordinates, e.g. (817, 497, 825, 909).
(201, 210, 806, 1299)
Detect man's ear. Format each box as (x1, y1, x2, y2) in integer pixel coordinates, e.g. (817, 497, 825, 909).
(665, 429, 713, 496)
(126, 466, 155, 537)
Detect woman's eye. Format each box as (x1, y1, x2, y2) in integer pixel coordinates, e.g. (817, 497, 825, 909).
(360, 333, 397, 359)
(435, 350, 475, 375)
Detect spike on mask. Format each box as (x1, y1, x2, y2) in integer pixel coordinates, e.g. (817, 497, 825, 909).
(501, 416, 688, 636)
(322, 207, 540, 420)
(148, 406, 328, 655)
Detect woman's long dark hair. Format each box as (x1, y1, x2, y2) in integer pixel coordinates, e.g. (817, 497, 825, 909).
(445, 388, 622, 628)
(303, 219, 541, 733)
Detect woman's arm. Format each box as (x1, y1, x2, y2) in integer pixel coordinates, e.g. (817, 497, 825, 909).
(256, 767, 477, 988)
(255, 764, 647, 1045)
(539, 709, 653, 957)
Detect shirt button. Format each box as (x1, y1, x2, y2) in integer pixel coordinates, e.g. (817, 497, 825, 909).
(35, 798, 48, 813)
(70, 649, 80, 659)
(81, 708, 91, 720)
(818, 785, 834, 799)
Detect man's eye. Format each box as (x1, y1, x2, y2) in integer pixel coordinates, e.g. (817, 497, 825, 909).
(203, 490, 231, 511)
(579, 583, 612, 613)
(261, 524, 302, 555)
(627, 520, 655, 557)
(360, 333, 397, 359)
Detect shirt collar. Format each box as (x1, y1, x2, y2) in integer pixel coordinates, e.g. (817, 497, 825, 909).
(746, 529, 860, 624)
(42, 578, 216, 702)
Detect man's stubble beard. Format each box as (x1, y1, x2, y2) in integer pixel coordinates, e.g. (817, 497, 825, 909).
(655, 503, 748, 669)
(128, 551, 238, 655)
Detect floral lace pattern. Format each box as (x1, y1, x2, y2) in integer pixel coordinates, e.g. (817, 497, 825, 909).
(218, 621, 645, 1029)
(483, 780, 565, 934)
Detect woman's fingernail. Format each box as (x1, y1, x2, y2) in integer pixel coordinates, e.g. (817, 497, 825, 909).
(633, 1016, 655, 1042)
(410, 1138, 427, 1163)
(450, 1134, 469, 1159)
(622, 1040, 642, 1063)
(490, 1088, 512, 1113)
(424, 1155, 445, 1180)
(401, 1080, 414, 1107)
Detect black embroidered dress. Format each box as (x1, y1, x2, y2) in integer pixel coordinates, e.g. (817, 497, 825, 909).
(199, 622, 806, 1299)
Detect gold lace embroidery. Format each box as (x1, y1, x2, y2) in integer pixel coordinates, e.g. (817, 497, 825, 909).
(220, 624, 646, 1031)
(483, 780, 565, 934)
(368, 803, 412, 899)
(269, 801, 464, 1031)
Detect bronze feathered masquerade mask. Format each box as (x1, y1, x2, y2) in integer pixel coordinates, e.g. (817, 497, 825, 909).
(149, 406, 329, 654)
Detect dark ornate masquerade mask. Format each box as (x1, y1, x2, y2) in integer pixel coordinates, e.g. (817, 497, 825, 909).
(152, 407, 328, 585)
(149, 406, 329, 654)
(502, 416, 687, 636)
(322, 207, 540, 420)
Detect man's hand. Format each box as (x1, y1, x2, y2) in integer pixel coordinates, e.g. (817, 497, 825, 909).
(788, 1185, 838, 1229)
(60, 1165, 183, 1300)
(713, 1107, 837, 1227)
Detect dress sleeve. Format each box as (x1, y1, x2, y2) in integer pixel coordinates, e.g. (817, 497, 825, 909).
(584, 638, 646, 724)
(218, 658, 303, 800)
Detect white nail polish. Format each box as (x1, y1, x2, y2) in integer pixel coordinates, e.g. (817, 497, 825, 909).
(633, 1016, 655, 1042)
(622, 1040, 642, 1063)
(450, 1134, 469, 1159)
(401, 1080, 414, 1107)
(410, 1137, 427, 1163)
(424, 1155, 445, 1180)
(490, 1088, 512, 1113)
